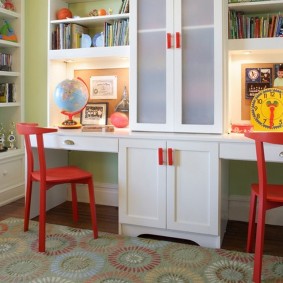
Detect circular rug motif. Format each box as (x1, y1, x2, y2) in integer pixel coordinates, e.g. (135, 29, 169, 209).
(108, 246, 161, 273)
(205, 259, 252, 282)
(163, 243, 212, 269)
(51, 251, 105, 280)
(262, 256, 283, 281)
(30, 277, 75, 283)
(0, 254, 49, 282)
(59, 226, 93, 237)
(80, 233, 125, 253)
(0, 237, 27, 258)
(85, 271, 144, 283)
(144, 266, 205, 283)
(31, 233, 77, 256)
(216, 249, 254, 263)
(130, 237, 170, 249)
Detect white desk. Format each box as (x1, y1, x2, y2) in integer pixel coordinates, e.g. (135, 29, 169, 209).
(29, 129, 283, 248)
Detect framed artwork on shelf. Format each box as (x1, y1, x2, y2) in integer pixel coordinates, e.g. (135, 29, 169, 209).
(90, 75, 117, 99)
(81, 102, 108, 126)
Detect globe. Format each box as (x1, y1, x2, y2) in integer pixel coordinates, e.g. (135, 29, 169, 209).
(53, 78, 89, 128)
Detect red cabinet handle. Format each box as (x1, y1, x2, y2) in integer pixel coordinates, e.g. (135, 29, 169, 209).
(176, 32, 181, 48)
(158, 148, 163, 165)
(167, 33, 172, 49)
(168, 148, 173, 166)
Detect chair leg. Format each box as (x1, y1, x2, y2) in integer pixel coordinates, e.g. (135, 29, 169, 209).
(24, 178, 32, 232)
(38, 184, 47, 252)
(71, 183, 78, 223)
(88, 178, 98, 239)
(247, 191, 257, 253)
(253, 199, 266, 283)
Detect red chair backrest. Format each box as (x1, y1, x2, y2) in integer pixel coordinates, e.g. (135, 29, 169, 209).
(244, 132, 283, 198)
(16, 123, 58, 181)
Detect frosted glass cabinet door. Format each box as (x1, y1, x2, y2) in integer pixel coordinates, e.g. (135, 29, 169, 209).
(130, 0, 223, 133)
(174, 0, 223, 133)
(130, 0, 174, 131)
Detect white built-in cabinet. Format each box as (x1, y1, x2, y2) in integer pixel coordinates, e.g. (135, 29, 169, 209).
(130, 0, 223, 133)
(0, 0, 24, 206)
(119, 138, 221, 247)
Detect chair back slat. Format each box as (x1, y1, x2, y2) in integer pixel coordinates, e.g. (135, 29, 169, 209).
(16, 123, 58, 181)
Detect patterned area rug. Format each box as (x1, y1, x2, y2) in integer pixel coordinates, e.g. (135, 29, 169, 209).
(0, 218, 283, 282)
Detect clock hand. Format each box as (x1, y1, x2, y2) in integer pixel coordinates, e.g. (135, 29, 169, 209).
(267, 101, 279, 128)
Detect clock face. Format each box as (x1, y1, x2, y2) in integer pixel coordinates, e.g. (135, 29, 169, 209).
(251, 88, 283, 131)
(248, 69, 260, 80)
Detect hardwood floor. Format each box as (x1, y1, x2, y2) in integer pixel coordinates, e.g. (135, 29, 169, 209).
(0, 198, 283, 257)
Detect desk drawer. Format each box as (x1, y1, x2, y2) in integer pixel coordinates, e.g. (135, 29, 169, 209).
(220, 142, 283, 162)
(0, 155, 24, 191)
(57, 135, 118, 153)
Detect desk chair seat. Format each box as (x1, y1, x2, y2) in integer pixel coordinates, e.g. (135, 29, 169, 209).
(245, 132, 283, 283)
(17, 123, 98, 252)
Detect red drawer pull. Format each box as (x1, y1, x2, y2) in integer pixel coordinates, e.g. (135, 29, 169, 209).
(158, 148, 164, 165)
(167, 33, 172, 49)
(168, 148, 173, 166)
(176, 32, 181, 48)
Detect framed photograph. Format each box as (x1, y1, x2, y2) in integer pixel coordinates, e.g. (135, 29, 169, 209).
(90, 75, 117, 99)
(81, 102, 108, 125)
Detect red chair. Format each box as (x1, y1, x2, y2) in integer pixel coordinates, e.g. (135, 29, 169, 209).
(16, 123, 98, 252)
(244, 132, 283, 283)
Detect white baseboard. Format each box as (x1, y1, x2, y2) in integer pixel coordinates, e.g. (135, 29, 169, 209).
(0, 184, 25, 207)
(229, 195, 283, 226)
(67, 182, 118, 207)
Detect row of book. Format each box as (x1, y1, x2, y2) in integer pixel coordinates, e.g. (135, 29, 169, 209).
(119, 0, 129, 14)
(52, 20, 129, 50)
(0, 83, 16, 103)
(52, 23, 88, 50)
(104, 19, 129, 47)
(229, 11, 283, 39)
(0, 53, 12, 71)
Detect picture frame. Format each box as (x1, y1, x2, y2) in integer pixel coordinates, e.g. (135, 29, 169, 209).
(90, 75, 117, 99)
(81, 102, 108, 125)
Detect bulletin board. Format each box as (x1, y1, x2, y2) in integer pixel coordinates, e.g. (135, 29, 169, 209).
(74, 68, 129, 121)
(241, 63, 274, 120)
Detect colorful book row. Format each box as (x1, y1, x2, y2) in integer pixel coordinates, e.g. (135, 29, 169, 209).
(229, 10, 283, 39)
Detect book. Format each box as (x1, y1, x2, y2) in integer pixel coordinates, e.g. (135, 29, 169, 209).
(71, 24, 88, 48)
(82, 125, 114, 132)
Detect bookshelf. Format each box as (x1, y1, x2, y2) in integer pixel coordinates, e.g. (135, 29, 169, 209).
(0, 0, 25, 206)
(47, 0, 130, 127)
(226, 0, 283, 131)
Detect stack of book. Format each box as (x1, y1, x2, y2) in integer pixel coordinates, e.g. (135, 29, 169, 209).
(52, 23, 88, 50)
(104, 19, 129, 46)
(119, 0, 129, 14)
(0, 83, 15, 103)
(229, 10, 283, 39)
(0, 53, 12, 71)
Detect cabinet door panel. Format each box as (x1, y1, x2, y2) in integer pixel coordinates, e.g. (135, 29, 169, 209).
(137, 32, 166, 124)
(167, 141, 219, 235)
(119, 139, 167, 228)
(181, 28, 214, 125)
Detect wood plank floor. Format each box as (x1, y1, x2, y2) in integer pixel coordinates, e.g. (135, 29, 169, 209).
(0, 198, 283, 257)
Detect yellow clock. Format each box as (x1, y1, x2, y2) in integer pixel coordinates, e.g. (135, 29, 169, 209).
(251, 88, 283, 131)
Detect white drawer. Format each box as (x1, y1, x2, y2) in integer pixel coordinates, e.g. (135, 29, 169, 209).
(57, 135, 119, 152)
(0, 155, 24, 191)
(220, 142, 283, 163)
(31, 133, 119, 153)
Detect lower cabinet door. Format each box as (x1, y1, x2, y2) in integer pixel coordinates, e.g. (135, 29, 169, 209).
(119, 138, 167, 228)
(166, 140, 219, 235)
